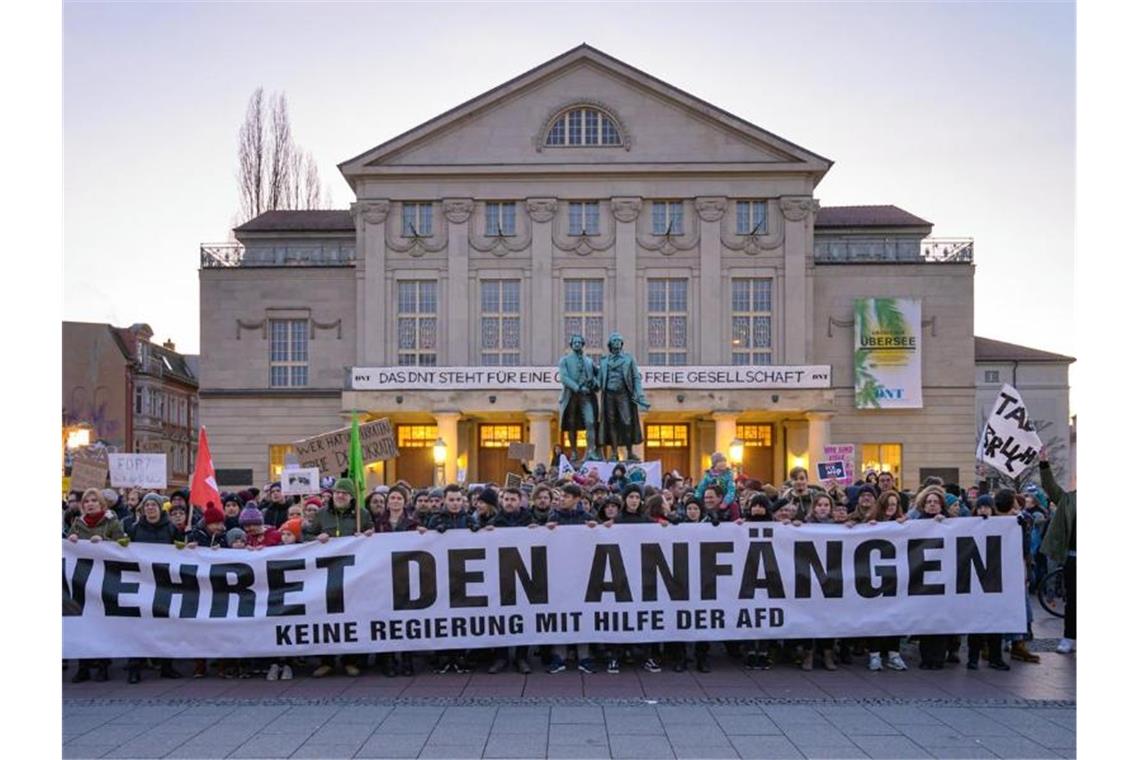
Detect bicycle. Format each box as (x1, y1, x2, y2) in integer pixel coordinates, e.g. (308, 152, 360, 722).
(1037, 566, 1066, 619)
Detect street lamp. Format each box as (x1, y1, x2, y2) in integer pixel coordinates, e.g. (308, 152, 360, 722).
(728, 438, 744, 477)
(65, 426, 91, 451)
(432, 437, 447, 486)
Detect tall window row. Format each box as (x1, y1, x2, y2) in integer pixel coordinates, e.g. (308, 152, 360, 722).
(133, 385, 194, 425)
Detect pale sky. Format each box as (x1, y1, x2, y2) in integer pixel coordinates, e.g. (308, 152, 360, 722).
(63, 1, 1077, 409)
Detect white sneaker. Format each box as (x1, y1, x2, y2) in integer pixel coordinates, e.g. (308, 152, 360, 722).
(886, 652, 908, 671)
(266, 664, 280, 681)
(1056, 638, 1075, 654)
(280, 664, 293, 680)
(868, 654, 883, 671)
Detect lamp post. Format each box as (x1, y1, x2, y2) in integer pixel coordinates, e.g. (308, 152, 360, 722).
(728, 437, 744, 478)
(432, 437, 447, 487)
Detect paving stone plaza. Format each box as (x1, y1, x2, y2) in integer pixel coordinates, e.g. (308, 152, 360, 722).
(63, 601, 1073, 760)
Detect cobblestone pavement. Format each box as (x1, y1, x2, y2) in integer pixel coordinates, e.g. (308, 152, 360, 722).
(63, 599, 1073, 758)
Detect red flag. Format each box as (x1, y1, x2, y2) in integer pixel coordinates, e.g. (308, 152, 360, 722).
(190, 426, 221, 510)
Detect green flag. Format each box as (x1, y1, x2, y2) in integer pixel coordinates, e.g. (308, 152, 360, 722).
(348, 412, 366, 531)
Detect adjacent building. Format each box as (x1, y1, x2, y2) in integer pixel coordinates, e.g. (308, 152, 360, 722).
(200, 45, 997, 490)
(63, 321, 199, 487)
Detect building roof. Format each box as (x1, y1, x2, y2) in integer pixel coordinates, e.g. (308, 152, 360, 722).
(338, 43, 833, 178)
(233, 204, 934, 234)
(233, 210, 355, 233)
(975, 337, 1075, 364)
(815, 205, 932, 229)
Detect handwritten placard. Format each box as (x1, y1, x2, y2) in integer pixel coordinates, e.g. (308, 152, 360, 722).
(108, 453, 168, 489)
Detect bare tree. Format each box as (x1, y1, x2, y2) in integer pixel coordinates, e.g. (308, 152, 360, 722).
(235, 87, 327, 223)
(237, 87, 266, 222)
(267, 93, 294, 211)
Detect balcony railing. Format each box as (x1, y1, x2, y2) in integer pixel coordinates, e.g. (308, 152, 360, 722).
(814, 237, 974, 263)
(200, 242, 356, 268)
(920, 238, 974, 263)
(201, 243, 245, 268)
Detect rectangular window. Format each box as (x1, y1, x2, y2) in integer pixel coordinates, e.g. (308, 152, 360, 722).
(568, 201, 600, 235)
(984, 369, 1000, 383)
(401, 202, 433, 237)
(269, 318, 308, 387)
(652, 201, 684, 235)
(479, 424, 523, 448)
(736, 200, 768, 235)
(568, 109, 582, 145)
(484, 202, 517, 236)
(646, 424, 689, 448)
(134, 387, 143, 415)
(736, 424, 774, 447)
(730, 278, 774, 365)
(584, 110, 599, 145)
(861, 443, 903, 486)
(268, 444, 291, 481)
(563, 278, 605, 356)
(397, 425, 438, 448)
(480, 279, 522, 366)
(396, 280, 438, 366)
(647, 278, 688, 366)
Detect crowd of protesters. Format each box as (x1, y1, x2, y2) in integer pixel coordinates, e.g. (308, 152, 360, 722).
(63, 450, 1075, 684)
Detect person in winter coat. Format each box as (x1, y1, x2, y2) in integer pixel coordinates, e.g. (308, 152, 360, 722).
(185, 504, 229, 549)
(100, 488, 129, 522)
(304, 478, 375, 543)
(375, 486, 418, 534)
(260, 482, 292, 528)
(219, 493, 243, 531)
(1039, 451, 1076, 654)
(701, 481, 740, 524)
(608, 464, 631, 494)
(782, 466, 821, 520)
(237, 503, 281, 549)
(424, 485, 477, 535)
(68, 488, 126, 543)
(66, 488, 123, 685)
(483, 487, 536, 675)
(124, 492, 182, 683)
(695, 452, 737, 509)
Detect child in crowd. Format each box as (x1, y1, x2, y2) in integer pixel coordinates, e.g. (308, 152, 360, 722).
(695, 452, 737, 511)
(240, 503, 281, 549)
(186, 504, 229, 549)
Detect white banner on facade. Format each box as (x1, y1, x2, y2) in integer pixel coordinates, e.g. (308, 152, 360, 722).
(853, 298, 923, 409)
(578, 460, 663, 489)
(63, 519, 1025, 658)
(108, 453, 168, 489)
(976, 384, 1043, 478)
(351, 365, 831, 391)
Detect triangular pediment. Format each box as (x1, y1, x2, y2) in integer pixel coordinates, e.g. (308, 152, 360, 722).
(339, 45, 831, 178)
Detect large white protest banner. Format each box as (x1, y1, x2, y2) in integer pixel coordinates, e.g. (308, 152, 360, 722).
(63, 519, 1025, 658)
(108, 453, 167, 489)
(976, 384, 1043, 478)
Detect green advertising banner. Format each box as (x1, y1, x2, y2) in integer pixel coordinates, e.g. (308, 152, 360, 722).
(853, 298, 923, 409)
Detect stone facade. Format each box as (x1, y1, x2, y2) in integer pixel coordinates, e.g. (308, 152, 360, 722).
(198, 45, 1008, 490)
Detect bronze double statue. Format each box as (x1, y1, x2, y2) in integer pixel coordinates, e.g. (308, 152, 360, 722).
(558, 331, 650, 463)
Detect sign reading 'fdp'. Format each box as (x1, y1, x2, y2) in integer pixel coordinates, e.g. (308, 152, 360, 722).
(63, 520, 1025, 659)
(350, 365, 832, 391)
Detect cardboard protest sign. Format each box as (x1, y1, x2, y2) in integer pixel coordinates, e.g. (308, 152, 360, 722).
(282, 467, 321, 495)
(817, 461, 847, 482)
(109, 453, 168, 489)
(70, 457, 108, 491)
(293, 418, 398, 477)
(976, 384, 1042, 478)
(505, 472, 523, 489)
(823, 444, 856, 486)
(507, 442, 535, 461)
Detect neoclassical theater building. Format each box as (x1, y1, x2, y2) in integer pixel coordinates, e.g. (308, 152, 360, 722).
(199, 45, 989, 490)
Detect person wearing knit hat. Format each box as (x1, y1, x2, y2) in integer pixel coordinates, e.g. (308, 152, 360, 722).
(304, 477, 374, 545)
(186, 503, 229, 549)
(280, 518, 303, 544)
(226, 527, 247, 549)
(239, 501, 281, 549)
